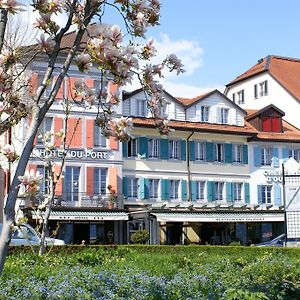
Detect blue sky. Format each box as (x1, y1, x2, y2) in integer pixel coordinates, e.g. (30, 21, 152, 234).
(141, 0, 300, 97)
(19, 0, 300, 97)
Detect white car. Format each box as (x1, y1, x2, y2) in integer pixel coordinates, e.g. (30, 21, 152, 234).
(0, 223, 65, 246)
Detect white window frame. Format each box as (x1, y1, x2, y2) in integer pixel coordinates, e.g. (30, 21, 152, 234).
(261, 147, 272, 166)
(149, 179, 159, 199)
(233, 144, 243, 163)
(169, 140, 180, 159)
(37, 117, 53, 145)
(94, 168, 108, 195)
(94, 123, 107, 148)
(170, 180, 180, 199)
(215, 182, 224, 201)
(233, 182, 243, 201)
(289, 149, 300, 162)
(128, 139, 138, 157)
(127, 178, 138, 198)
(196, 181, 205, 200)
(214, 143, 224, 163)
(195, 141, 205, 162)
(136, 99, 147, 117)
(237, 90, 244, 104)
(148, 138, 160, 159)
(200, 106, 210, 122)
(261, 185, 272, 204)
(220, 108, 229, 124)
(260, 80, 268, 96)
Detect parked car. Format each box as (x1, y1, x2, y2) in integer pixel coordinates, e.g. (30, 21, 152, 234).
(0, 223, 65, 246)
(253, 234, 285, 247)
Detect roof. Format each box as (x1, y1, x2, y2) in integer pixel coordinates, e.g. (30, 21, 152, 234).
(131, 117, 257, 136)
(245, 104, 285, 121)
(226, 55, 300, 103)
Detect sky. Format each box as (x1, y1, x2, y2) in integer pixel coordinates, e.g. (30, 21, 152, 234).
(17, 0, 300, 98)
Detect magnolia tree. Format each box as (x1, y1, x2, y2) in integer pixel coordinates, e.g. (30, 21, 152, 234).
(0, 0, 184, 273)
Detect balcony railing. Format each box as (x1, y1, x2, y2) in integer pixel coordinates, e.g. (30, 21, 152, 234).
(19, 192, 124, 209)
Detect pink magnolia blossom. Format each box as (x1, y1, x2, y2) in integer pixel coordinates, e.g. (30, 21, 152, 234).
(76, 53, 92, 73)
(0, 0, 24, 13)
(36, 34, 56, 54)
(1, 144, 18, 162)
(18, 169, 43, 194)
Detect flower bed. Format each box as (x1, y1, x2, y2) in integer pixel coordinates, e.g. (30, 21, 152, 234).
(1, 246, 300, 299)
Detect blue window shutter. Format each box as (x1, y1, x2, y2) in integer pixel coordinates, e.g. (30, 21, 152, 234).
(181, 140, 186, 161)
(274, 184, 282, 206)
(244, 183, 250, 204)
(145, 179, 149, 199)
(189, 141, 195, 161)
(226, 182, 233, 202)
(122, 142, 128, 157)
(161, 179, 170, 200)
(272, 148, 279, 168)
(254, 147, 261, 167)
(206, 142, 214, 162)
(123, 177, 128, 198)
(191, 180, 197, 201)
(282, 148, 289, 162)
(160, 139, 168, 160)
(257, 185, 262, 204)
(225, 144, 233, 164)
(139, 178, 145, 199)
(207, 181, 214, 202)
(181, 180, 187, 201)
(243, 145, 248, 164)
(138, 137, 148, 159)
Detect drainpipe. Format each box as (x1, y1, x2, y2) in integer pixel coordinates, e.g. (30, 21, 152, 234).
(186, 131, 195, 201)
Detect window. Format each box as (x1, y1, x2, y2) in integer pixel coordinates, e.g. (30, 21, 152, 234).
(149, 179, 159, 199)
(232, 93, 236, 103)
(214, 143, 224, 163)
(214, 182, 224, 201)
(169, 140, 180, 159)
(220, 108, 229, 124)
(128, 139, 137, 157)
(233, 183, 242, 201)
(195, 141, 205, 161)
(127, 178, 138, 198)
(288, 149, 300, 162)
(237, 90, 244, 104)
(261, 185, 272, 204)
(136, 99, 147, 117)
(261, 148, 272, 166)
(254, 84, 258, 99)
(38, 74, 53, 98)
(196, 181, 205, 200)
(63, 166, 80, 202)
(200, 106, 210, 122)
(170, 180, 179, 199)
(94, 123, 107, 148)
(260, 80, 268, 96)
(37, 165, 48, 194)
(94, 168, 107, 195)
(148, 138, 160, 158)
(37, 117, 53, 144)
(261, 116, 281, 132)
(233, 144, 243, 163)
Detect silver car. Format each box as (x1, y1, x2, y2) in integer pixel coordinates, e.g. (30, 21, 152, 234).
(254, 234, 285, 247)
(0, 223, 65, 246)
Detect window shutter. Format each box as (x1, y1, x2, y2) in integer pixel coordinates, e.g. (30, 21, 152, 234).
(257, 185, 262, 204)
(244, 183, 250, 204)
(86, 167, 94, 196)
(254, 84, 258, 98)
(225, 144, 233, 164)
(138, 137, 148, 158)
(94, 168, 99, 195)
(86, 119, 94, 148)
(206, 142, 214, 162)
(232, 93, 235, 103)
(226, 182, 233, 202)
(54, 117, 64, 147)
(181, 180, 187, 201)
(272, 148, 279, 168)
(243, 145, 248, 164)
(265, 80, 268, 95)
(108, 166, 118, 193)
(123, 177, 128, 198)
(161, 179, 170, 200)
(160, 139, 169, 159)
(254, 147, 261, 167)
(145, 178, 149, 199)
(122, 141, 128, 157)
(139, 178, 146, 199)
(109, 137, 118, 150)
(191, 180, 197, 201)
(207, 181, 214, 202)
(189, 141, 195, 161)
(282, 148, 289, 162)
(181, 140, 186, 161)
(274, 184, 281, 206)
(53, 164, 62, 196)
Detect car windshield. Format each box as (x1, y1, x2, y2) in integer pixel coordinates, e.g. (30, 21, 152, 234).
(12, 226, 38, 241)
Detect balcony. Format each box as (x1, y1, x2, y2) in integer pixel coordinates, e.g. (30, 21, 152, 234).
(19, 193, 124, 209)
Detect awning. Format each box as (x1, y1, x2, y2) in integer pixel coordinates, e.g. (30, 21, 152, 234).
(151, 211, 284, 223)
(33, 210, 128, 221)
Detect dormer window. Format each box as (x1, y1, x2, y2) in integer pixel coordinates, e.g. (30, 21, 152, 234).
(136, 99, 147, 117)
(220, 108, 229, 124)
(200, 106, 210, 122)
(261, 116, 281, 132)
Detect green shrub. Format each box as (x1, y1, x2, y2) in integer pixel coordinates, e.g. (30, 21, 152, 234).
(130, 229, 150, 244)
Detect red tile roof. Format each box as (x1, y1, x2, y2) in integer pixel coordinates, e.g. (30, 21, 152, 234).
(226, 55, 300, 103)
(176, 91, 211, 106)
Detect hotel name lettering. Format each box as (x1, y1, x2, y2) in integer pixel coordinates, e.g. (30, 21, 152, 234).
(36, 148, 107, 159)
(263, 170, 300, 183)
